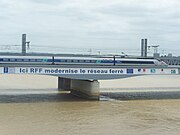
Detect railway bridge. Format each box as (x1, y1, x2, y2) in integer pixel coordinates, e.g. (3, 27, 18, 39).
(0, 64, 179, 100)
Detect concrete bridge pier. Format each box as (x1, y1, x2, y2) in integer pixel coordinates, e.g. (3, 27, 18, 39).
(58, 77, 71, 90)
(58, 77, 100, 100)
(71, 79, 100, 100)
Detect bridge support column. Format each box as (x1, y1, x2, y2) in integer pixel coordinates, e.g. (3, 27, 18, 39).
(58, 77, 100, 100)
(71, 80, 100, 100)
(58, 77, 71, 90)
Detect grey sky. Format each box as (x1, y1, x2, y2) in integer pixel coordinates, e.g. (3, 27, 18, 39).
(0, 0, 180, 53)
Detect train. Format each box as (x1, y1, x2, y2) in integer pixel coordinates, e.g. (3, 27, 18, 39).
(0, 56, 168, 66)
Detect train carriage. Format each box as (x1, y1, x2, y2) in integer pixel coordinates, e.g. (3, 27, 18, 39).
(0, 56, 167, 66)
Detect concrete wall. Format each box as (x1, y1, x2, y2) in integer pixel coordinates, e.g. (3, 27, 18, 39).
(58, 77, 71, 90)
(58, 77, 100, 100)
(71, 79, 100, 100)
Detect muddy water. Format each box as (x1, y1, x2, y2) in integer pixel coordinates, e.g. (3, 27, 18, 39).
(0, 75, 180, 135)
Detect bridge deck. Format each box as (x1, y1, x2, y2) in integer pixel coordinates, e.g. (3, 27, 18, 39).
(0, 63, 179, 80)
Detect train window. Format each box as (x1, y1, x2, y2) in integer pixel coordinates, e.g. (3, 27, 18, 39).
(79, 60, 84, 63)
(67, 59, 71, 62)
(61, 59, 65, 62)
(10, 59, 16, 62)
(85, 60, 90, 63)
(36, 59, 42, 62)
(73, 60, 78, 63)
(17, 59, 22, 62)
(3, 58, 8, 61)
(117, 61, 122, 63)
(30, 59, 36, 62)
(121, 61, 154, 64)
(90, 60, 96, 63)
(23, 59, 29, 62)
(3, 58, 10, 61)
(65, 60, 68, 62)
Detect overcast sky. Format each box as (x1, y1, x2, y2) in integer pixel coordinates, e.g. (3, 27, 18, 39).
(0, 0, 180, 53)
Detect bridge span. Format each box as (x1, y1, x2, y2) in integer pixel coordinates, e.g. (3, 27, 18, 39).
(0, 64, 180, 100)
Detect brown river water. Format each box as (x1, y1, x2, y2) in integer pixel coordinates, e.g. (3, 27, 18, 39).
(0, 74, 180, 135)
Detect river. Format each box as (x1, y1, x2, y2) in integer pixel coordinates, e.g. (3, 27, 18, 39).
(0, 74, 180, 135)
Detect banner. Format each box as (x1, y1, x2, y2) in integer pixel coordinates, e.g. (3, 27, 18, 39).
(0, 67, 178, 75)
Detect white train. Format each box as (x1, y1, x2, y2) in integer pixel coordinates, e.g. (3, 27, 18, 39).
(0, 56, 167, 66)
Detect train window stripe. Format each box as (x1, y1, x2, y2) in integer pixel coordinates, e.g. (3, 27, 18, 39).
(17, 59, 22, 62)
(101, 60, 114, 63)
(119, 61, 154, 64)
(0, 57, 155, 65)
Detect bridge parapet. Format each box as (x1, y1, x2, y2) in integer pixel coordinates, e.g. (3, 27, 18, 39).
(0, 65, 179, 80)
